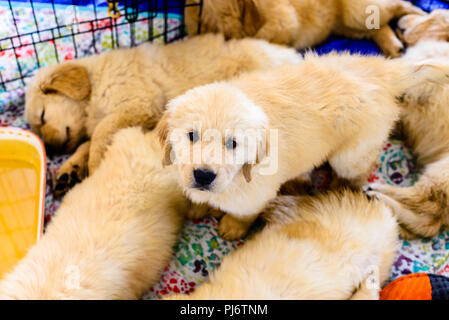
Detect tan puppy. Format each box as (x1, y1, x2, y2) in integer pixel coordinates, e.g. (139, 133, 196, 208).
(185, 0, 424, 57)
(25, 34, 301, 194)
(367, 34, 449, 238)
(396, 9, 449, 46)
(158, 53, 449, 240)
(0, 128, 189, 299)
(166, 190, 398, 300)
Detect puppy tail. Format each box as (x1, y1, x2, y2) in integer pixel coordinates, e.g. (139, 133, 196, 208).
(393, 58, 449, 94)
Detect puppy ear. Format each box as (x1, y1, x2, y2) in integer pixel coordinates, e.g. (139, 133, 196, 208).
(241, 0, 264, 35)
(242, 129, 270, 183)
(40, 64, 91, 101)
(242, 163, 253, 183)
(157, 112, 173, 167)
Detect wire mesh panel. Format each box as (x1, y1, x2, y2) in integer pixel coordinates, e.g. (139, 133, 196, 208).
(0, 0, 201, 92)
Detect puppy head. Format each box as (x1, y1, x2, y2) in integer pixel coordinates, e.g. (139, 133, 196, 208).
(25, 63, 91, 153)
(158, 83, 269, 195)
(398, 10, 449, 46)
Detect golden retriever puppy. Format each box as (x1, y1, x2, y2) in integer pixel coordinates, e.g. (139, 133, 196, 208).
(367, 38, 449, 239)
(0, 128, 189, 299)
(157, 52, 449, 240)
(166, 190, 398, 300)
(396, 9, 449, 47)
(185, 0, 424, 57)
(25, 34, 301, 194)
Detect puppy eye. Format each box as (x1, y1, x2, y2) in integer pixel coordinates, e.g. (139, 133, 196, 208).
(188, 130, 199, 143)
(225, 138, 237, 150)
(40, 109, 45, 125)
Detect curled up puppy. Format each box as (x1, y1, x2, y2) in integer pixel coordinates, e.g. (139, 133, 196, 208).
(367, 11, 449, 239)
(0, 128, 189, 299)
(25, 34, 301, 195)
(165, 190, 398, 300)
(185, 0, 424, 57)
(158, 52, 449, 240)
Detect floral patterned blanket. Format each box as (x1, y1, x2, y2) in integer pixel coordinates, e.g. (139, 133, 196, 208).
(0, 0, 448, 300)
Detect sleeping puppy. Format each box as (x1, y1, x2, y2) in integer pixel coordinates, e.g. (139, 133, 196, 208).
(396, 9, 449, 47)
(0, 128, 189, 299)
(367, 12, 449, 239)
(25, 34, 301, 195)
(185, 0, 424, 57)
(157, 52, 449, 240)
(166, 190, 398, 300)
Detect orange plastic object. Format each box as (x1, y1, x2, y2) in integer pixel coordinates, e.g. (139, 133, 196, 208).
(0, 127, 46, 279)
(380, 273, 432, 300)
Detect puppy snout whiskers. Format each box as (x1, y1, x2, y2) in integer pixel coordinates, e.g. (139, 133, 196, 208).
(193, 169, 216, 188)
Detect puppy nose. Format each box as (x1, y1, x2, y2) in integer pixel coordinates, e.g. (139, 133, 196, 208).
(193, 169, 216, 187)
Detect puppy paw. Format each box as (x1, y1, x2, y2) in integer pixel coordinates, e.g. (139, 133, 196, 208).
(186, 203, 210, 220)
(87, 145, 107, 174)
(54, 161, 87, 196)
(218, 214, 251, 240)
(363, 182, 386, 193)
(382, 38, 405, 58)
(209, 208, 225, 219)
(186, 203, 226, 220)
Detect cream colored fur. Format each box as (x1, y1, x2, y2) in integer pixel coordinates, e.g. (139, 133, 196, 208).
(185, 0, 424, 57)
(397, 10, 449, 46)
(159, 52, 449, 240)
(0, 128, 189, 299)
(368, 39, 449, 239)
(25, 34, 301, 194)
(166, 190, 398, 300)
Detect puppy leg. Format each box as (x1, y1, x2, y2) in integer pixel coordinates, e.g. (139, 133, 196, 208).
(366, 189, 420, 239)
(367, 182, 447, 239)
(328, 145, 379, 189)
(209, 207, 226, 219)
(54, 140, 90, 196)
(339, 0, 424, 31)
(350, 279, 379, 300)
(335, 23, 404, 57)
(185, 202, 210, 220)
(372, 25, 404, 58)
(185, 203, 226, 220)
(218, 213, 258, 240)
(88, 105, 161, 174)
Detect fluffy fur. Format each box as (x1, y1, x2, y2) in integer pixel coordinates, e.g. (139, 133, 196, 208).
(158, 52, 449, 240)
(25, 34, 301, 194)
(0, 128, 189, 299)
(367, 38, 449, 239)
(397, 9, 449, 46)
(166, 190, 398, 300)
(185, 0, 424, 57)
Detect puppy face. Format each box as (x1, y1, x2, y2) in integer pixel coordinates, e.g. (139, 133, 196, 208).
(398, 10, 449, 46)
(158, 83, 269, 196)
(25, 63, 91, 153)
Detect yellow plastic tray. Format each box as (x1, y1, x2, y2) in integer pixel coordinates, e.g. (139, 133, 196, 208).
(0, 127, 46, 279)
